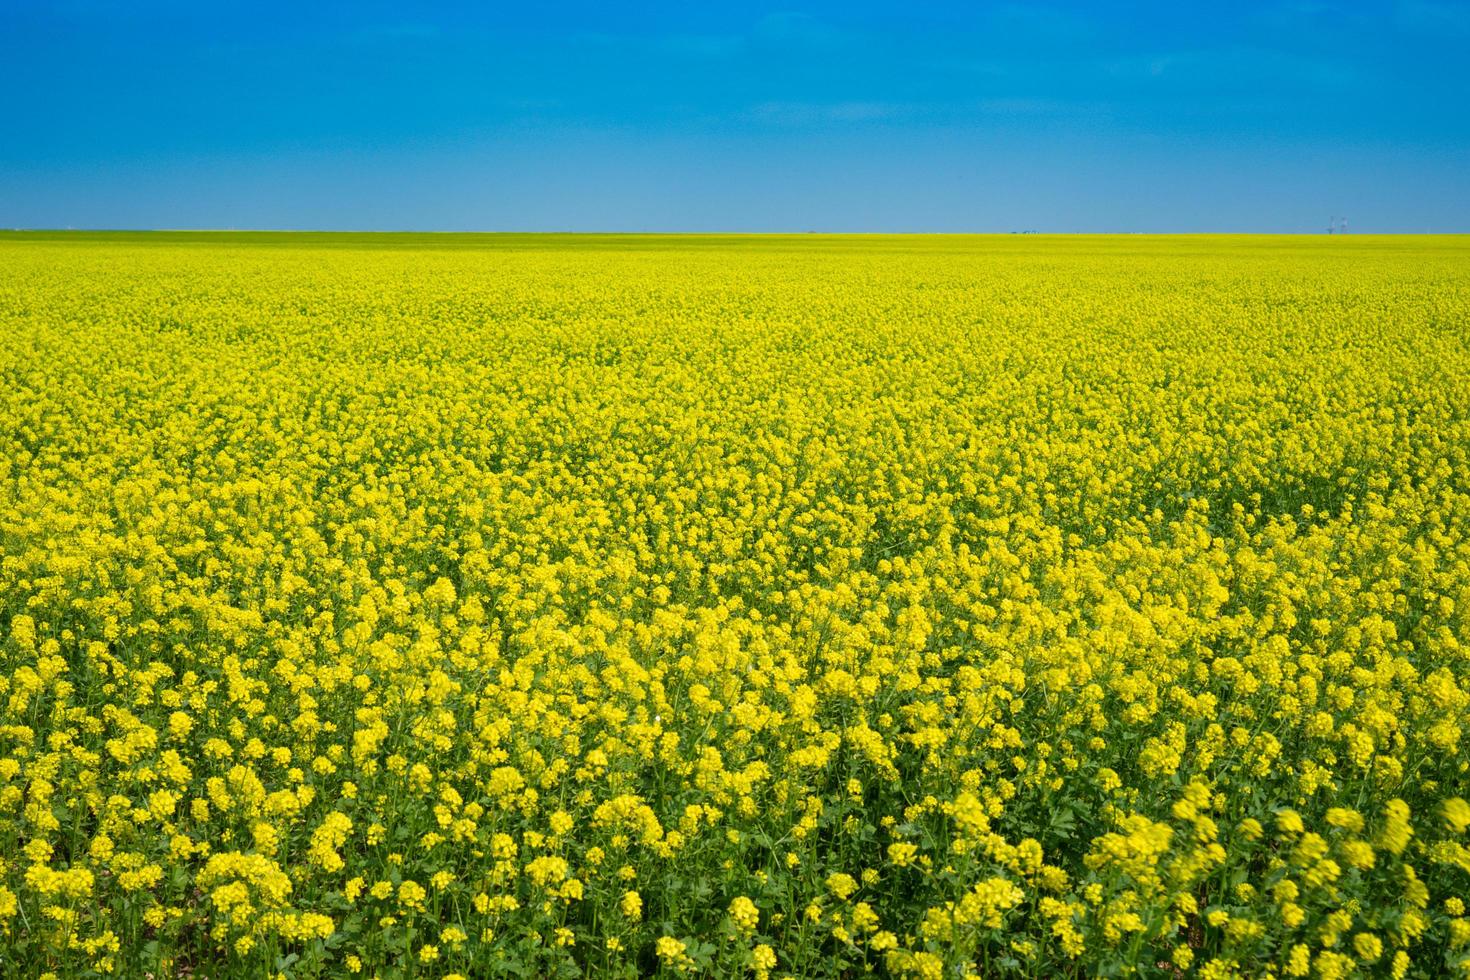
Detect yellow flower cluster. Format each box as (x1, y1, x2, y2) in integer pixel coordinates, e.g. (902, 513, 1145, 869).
(1, 231, 1468, 977)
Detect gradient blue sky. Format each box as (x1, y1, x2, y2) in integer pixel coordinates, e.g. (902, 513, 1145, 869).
(3, 1, 1467, 231)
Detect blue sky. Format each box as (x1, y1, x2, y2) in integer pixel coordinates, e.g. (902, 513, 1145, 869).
(2, 1, 1467, 231)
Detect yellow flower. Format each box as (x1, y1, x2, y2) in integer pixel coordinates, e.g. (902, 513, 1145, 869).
(1275, 810, 1305, 836)
(398, 880, 427, 912)
(656, 936, 690, 970)
(729, 895, 759, 933)
(825, 873, 858, 900)
(1380, 800, 1413, 855)
(1445, 798, 1470, 834)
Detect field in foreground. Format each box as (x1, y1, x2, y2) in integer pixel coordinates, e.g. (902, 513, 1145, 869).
(1, 233, 1469, 978)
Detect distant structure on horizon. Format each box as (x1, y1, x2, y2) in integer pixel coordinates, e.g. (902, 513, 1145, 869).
(1327, 216, 1348, 234)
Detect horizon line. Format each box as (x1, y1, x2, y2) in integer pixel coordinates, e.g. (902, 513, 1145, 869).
(3, 228, 1466, 237)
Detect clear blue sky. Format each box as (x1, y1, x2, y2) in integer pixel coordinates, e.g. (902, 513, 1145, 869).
(3, 1, 1467, 232)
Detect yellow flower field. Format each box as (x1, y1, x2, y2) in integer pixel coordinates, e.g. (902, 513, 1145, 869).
(1, 232, 1469, 978)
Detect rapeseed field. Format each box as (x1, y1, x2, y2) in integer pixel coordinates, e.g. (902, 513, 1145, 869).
(1, 232, 1468, 978)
